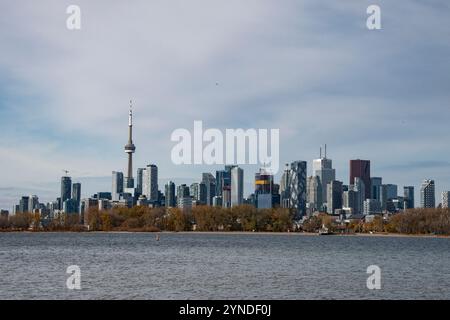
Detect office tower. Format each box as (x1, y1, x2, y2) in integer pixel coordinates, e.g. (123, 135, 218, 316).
(176, 184, 192, 210)
(19, 196, 29, 213)
(327, 180, 343, 214)
(363, 199, 382, 215)
(143, 164, 158, 202)
(231, 166, 244, 207)
(289, 161, 307, 218)
(343, 189, 357, 213)
(215, 166, 232, 198)
(72, 183, 81, 210)
(312, 146, 335, 206)
(136, 168, 144, 195)
(96, 192, 112, 200)
(420, 179, 435, 208)
(307, 176, 322, 212)
(177, 184, 190, 198)
(442, 191, 450, 208)
(63, 199, 78, 214)
(165, 181, 176, 208)
(202, 173, 216, 206)
(385, 184, 398, 200)
(213, 196, 223, 207)
(349, 159, 371, 200)
(371, 177, 382, 200)
(353, 177, 365, 214)
(190, 182, 207, 205)
(112, 171, 124, 201)
(124, 101, 136, 188)
(280, 164, 291, 208)
(379, 184, 388, 211)
(222, 187, 231, 208)
(255, 167, 274, 209)
(28, 195, 39, 213)
(404, 186, 415, 209)
(61, 176, 72, 206)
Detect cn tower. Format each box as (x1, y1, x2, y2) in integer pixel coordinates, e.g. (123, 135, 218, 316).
(124, 100, 136, 188)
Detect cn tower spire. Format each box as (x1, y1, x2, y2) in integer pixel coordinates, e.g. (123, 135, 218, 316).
(124, 99, 136, 188)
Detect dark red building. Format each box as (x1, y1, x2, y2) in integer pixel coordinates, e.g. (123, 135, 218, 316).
(349, 159, 371, 199)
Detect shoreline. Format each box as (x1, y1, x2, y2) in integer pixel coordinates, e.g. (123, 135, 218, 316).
(1, 230, 449, 239)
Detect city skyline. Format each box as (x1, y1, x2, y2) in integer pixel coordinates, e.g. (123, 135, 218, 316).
(1, 1, 450, 209)
(2, 102, 447, 214)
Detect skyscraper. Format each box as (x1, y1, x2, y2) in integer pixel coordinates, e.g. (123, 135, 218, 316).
(202, 173, 216, 206)
(327, 180, 343, 214)
(61, 176, 72, 206)
(349, 159, 371, 200)
(28, 195, 39, 213)
(112, 171, 124, 201)
(72, 183, 81, 209)
(215, 166, 232, 198)
(442, 191, 450, 209)
(124, 101, 136, 189)
(371, 177, 382, 201)
(420, 179, 435, 208)
(255, 167, 274, 209)
(19, 196, 29, 213)
(143, 164, 158, 202)
(403, 186, 415, 209)
(190, 182, 207, 205)
(307, 176, 322, 212)
(280, 164, 291, 208)
(136, 168, 145, 195)
(165, 181, 176, 208)
(289, 161, 307, 219)
(353, 177, 365, 215)
(312, 146, 335, 206)
(230, 166, 244, 207)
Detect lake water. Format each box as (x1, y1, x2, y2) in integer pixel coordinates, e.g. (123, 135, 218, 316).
(0, 232, 449, 299)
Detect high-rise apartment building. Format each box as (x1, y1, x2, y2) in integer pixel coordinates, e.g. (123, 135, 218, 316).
(403, 186, 415, 209)
(420, 179, 435, 208)
(165, 181, 176, 208)
(143, 164, 158, 202)
(112, 171, 124, 201)
(231, 166, 244, 207)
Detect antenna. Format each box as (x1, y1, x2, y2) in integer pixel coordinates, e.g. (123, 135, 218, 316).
(320, 146, 322, 159)
(62, 169, 69, 176)
(325, 144, 327, 158)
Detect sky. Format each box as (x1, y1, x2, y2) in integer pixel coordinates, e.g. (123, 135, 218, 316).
(1, 0, 450, 210)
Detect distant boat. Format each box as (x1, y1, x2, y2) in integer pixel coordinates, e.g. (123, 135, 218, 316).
(318, 224, 332, 235)
(156, 234, 160, 241)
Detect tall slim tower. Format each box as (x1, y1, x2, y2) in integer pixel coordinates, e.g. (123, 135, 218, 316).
(124, 100, 136, 188)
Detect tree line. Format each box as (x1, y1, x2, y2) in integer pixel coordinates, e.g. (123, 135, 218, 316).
(0, 206, 449, 235)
